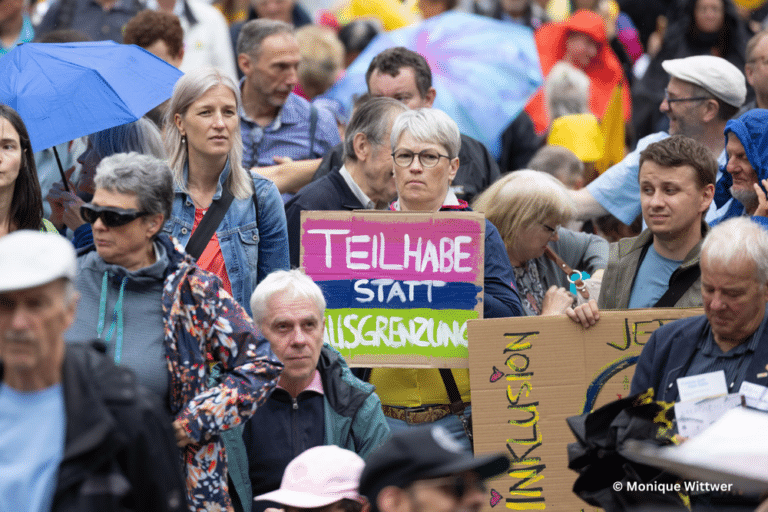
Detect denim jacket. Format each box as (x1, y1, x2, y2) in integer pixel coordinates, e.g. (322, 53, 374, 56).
(163, 161, 289, 317)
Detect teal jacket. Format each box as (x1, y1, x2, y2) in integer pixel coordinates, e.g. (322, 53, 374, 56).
(244, 344, 390, 506)
(319, 344, 391, 454)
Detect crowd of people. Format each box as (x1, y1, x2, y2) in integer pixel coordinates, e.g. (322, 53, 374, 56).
(3, 0, 768, 510)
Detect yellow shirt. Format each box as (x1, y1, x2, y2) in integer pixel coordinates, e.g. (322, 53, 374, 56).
(369, 368, 471, 407)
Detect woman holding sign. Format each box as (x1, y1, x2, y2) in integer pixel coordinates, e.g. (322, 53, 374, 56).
(370, 108, 523, 450)
(387, 108, 523, 319)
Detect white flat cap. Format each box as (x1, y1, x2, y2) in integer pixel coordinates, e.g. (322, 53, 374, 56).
(0, 231, 76, 292)
(662, 55, 747, 108)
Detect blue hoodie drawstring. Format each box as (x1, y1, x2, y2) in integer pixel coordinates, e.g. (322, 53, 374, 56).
(97, 271, 128, 364)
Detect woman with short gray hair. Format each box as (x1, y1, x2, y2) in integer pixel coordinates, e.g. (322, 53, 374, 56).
(67, 152, 280, 511)
(370, 108, 522, 452)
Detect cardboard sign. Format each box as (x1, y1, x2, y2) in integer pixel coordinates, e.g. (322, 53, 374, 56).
(467, 308, 703, 512)
(301, 210, 485, 368)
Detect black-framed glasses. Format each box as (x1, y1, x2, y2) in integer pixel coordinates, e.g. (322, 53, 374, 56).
(80, 204, 149, 227)
(392, 149, 451, 168)
(413, 474, 486, 499)
(663, 89, 710, 105)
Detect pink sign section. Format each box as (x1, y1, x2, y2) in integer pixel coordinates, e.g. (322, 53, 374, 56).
(301, 214, 484, 282)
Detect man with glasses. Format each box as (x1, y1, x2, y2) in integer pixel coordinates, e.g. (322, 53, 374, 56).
(568, 136, 716, 324)
(568, 55, 745, 227)
(359, 425, 509, 512)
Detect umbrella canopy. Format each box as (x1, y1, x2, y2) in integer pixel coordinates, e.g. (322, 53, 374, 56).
(0, 41, 183, 152)
(324, 11, 543, 159)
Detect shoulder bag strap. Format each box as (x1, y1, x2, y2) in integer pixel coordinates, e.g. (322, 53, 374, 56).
(185, 185, 235, 260)
(438, 368, 473, 446)
(307, 104, 318, 159)
(654, 265, 701, 308)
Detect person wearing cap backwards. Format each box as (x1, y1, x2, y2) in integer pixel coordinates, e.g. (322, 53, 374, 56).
(358, 425, 510, 512)
(569, 55, 747, 227)
(254, 445, 369, 512)
(0, 231, 186, 511)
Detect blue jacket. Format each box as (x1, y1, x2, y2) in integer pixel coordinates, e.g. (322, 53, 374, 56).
(243, 344, 390, 507)
(163, 162, 289, 316)
(630, 310, 768, 402)
(713, 109, 768, 229)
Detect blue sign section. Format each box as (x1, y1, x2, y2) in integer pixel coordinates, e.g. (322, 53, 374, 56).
(318, 279, 481, 310)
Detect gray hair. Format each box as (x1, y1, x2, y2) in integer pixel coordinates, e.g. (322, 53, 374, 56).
(90, 117, 165, 160)
(545, 61, 590, 120)
(527, 145, 584, 189)
(250, 269, 327, 324)
(237, 19, 294, 57)
(390, 108, 461, 158)
(94, 152, 174, 224)
(701, 218, 768, 283)
(164, 67, 252, 200)
(344, 97, 408, 162)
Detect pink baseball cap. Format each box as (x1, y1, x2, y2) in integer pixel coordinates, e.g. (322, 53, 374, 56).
(254, 446, 365, 508)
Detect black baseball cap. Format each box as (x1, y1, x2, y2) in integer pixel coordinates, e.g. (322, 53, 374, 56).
(359, 425, 509, 510)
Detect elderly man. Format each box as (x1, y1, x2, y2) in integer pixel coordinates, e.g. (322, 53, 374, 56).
(711, 108, 768, 227)
(571, 55, 746, 225)
(359, 425, 509, 512)
(313, 47, 505, 204)
(0, 231, 186, 511)
(631, 217, 768, 401)
(568, 135, 716, 326)
(236, 19, 340, 192)
(243, 269, 390, 511)
(284, 96, 407, 267)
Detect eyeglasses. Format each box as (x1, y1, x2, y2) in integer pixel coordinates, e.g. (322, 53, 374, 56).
(392, 149, 451, 168)
(413, 474, 486, 499)
(80, 204, 149, 227)
(663, 89, 710, 105)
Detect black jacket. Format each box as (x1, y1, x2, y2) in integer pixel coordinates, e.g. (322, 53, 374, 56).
(285, 170, 365, 268)
(0, 343, 186, 512)
(312, 133, 501, 205)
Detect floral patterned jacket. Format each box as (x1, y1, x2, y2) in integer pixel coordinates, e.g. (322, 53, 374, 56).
(159, 234, 280, 511)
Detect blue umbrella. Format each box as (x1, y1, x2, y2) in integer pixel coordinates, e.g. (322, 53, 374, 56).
(324, 12, 543, 159)
(0, 41, 183, 153)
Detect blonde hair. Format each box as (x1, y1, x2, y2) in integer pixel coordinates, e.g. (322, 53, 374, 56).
(164, 67, 253, 199)
(472, 170, 576, 250)
(296, 25, 345, 99)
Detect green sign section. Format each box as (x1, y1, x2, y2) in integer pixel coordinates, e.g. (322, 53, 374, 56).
(324, 307, 479, 358)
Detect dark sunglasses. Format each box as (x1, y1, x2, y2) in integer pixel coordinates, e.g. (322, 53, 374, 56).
(80, 204, 149, 227)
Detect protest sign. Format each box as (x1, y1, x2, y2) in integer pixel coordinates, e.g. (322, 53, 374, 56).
(301, 210, 484, 368)
(468, 308, 703, 511)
